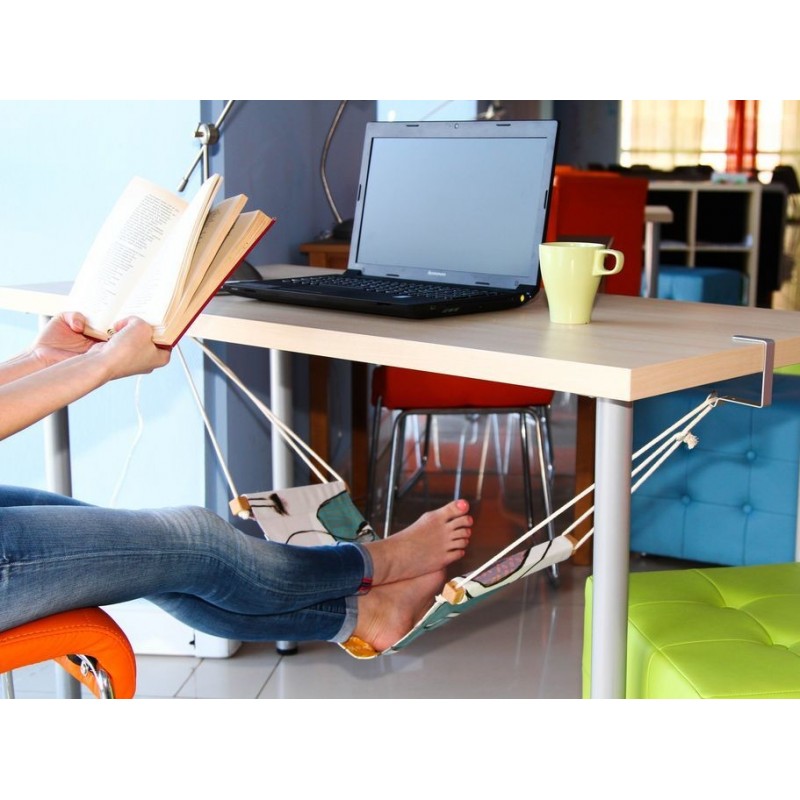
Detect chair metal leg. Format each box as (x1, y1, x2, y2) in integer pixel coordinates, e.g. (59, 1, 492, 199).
(366, 396, 385, 524)
(491, 414, 505, 491)
(518, 412, 536, 531)
(2, 671, 15, 699)
(538, 406, 556, 485)
(398, 415, 433, 498)
(475, 414, 494, 500)
(530, 406, 559, 583)
(454, 416, 470, 500)
(431, 415, 442, 468)
(383, 411, 409, 537)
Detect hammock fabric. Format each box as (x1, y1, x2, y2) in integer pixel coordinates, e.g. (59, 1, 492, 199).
(180, 338, 722, 660)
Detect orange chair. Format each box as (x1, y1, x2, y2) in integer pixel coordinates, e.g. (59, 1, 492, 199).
(0, 607, 137, 699)
(367, 367, 557, 561)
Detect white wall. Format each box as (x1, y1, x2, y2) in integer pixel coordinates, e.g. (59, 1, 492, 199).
(0, 100, 208, 509)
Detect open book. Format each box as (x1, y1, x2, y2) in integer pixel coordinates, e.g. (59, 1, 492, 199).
(66, 174, 275, 346)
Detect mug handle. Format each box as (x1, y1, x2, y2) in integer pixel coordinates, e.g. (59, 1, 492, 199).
(592, 248, 625, 276)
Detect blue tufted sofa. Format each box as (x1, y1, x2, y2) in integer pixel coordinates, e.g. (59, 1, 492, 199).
(630, 373, 800, 566)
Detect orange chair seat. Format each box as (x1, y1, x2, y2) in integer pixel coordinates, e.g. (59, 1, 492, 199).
(0, 607, 136, 699)
(372, 366, 555, 410)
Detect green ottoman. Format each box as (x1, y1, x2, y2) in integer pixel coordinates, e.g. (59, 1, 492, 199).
(583, 563, 800, 698)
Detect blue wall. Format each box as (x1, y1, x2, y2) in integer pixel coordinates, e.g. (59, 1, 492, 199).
(200, 100, 376, 519)
(0, 101, 207, 508)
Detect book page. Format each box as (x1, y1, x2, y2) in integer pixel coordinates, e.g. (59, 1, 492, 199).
(66, 177, 187, 334)
(117, 174, 222, 325)
(158, 210, 274, 345)
(166, 194, 247, 318)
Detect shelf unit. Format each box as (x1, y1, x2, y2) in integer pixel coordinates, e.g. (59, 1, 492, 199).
(647, 180, 763, 306)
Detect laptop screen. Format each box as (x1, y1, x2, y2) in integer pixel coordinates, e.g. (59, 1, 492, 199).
(349, 119, 558, 290)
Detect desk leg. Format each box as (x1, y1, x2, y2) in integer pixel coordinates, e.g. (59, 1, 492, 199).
(270, 349, 298, 655)
(643, 220, 662, 299)
(590, 397, 632, 699)
(45, 408, 81, 698)
(39, 316, 82, 699)
(270, 349, 293, 490)
(572, 395, 595, 566)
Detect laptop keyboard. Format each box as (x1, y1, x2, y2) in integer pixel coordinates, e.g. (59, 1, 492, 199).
(279, 274, 504, 300)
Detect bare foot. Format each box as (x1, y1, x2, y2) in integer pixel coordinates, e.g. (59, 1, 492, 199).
(365, 499, 472, 585)
(354, 570, 445, 653)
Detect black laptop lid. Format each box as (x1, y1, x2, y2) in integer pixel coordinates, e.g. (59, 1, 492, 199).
(348, 119, 559, 291)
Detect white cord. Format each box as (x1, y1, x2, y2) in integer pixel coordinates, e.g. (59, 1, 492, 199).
(108, 374, 145, 508)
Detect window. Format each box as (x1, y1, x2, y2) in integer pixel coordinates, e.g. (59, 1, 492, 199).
(619, 100, 800, 183)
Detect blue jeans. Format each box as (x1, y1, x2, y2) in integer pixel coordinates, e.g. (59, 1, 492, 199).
(0, 486, 373, 643)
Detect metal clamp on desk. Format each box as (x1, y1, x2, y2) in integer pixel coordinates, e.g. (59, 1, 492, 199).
(716, 335, 775, 409)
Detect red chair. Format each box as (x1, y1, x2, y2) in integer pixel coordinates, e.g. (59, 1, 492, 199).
(546, 166, 649, 297)
(0, 607, 137, 699)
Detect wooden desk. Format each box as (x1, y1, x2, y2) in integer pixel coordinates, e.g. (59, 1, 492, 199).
(5, 272, 800, 698)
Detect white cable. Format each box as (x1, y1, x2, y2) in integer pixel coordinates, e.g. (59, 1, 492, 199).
(108, 374, 145, 508)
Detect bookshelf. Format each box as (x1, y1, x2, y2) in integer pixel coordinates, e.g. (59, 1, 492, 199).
(647, 181, 763, 306)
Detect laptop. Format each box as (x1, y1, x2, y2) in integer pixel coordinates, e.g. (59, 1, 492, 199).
(226, 118, 559, 319)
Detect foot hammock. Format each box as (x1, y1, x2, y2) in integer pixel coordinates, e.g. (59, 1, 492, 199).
(179, 338, 729, 659)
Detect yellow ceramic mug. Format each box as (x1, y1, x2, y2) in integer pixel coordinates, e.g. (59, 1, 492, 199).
(539, 242, 625, 324)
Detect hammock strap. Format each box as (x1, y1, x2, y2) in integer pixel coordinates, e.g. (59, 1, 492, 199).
(176, 345, 241, 500)
(454, 393, 718, 589)
(197, 338, 344, 484)
(178, 339, 345, 503)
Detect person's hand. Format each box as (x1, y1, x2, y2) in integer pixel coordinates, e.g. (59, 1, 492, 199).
(91, 317, 171, 380)
(31, 312, 99, 366)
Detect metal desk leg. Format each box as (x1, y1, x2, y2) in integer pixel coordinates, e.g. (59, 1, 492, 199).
(270, 349, 298, 656)
(590, 397, 633, 699)
(39, 316, 82, 698)
(43, 409, 82, 698)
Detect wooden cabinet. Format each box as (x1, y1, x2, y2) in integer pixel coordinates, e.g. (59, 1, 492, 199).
(298, 240, 350, 269)
(647, 181, 763, 305)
